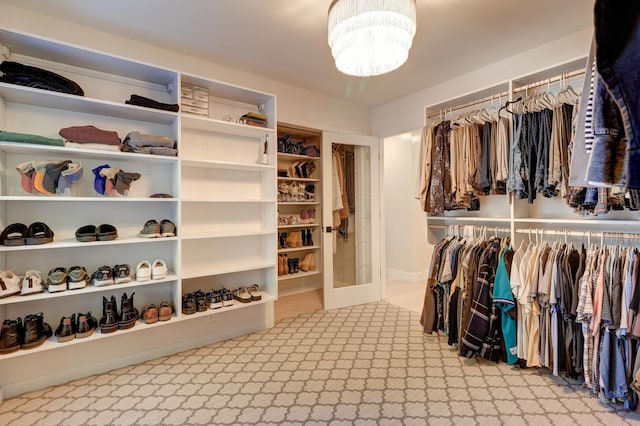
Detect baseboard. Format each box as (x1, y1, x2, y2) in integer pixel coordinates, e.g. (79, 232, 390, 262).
(278, 281, 322, 297)
(1, 306, 272, 400)
(385, 268, 427, 283)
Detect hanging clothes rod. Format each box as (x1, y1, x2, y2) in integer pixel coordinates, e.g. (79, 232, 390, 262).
(425, 90, 510, 120)
(514, 228, 640, 239)
(429, 224, 511, 233)
(512, 68, 585, 93)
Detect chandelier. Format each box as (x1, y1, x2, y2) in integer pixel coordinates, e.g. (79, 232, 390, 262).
(327, 0, 417, 77)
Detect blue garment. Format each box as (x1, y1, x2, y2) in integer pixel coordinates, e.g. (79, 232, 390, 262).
(493, 246, 518, 365)
(589, 0, 640, 188)
(599, 328, 628, 400)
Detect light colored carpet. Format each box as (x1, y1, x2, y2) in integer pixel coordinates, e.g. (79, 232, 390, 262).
(2, 301, 640, 425)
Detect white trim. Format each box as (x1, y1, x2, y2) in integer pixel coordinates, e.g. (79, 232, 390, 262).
(385, 268, 427, 283)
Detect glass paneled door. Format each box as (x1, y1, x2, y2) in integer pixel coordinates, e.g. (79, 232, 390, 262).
(322, 132, 381, 310)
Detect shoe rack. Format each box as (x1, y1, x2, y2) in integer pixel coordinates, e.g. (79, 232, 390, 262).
(0, 28, 277, 399)
(276, 124, 323, 297)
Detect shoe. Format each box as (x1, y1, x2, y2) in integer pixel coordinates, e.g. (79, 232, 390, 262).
(307, 208, 316, 224)
(136, 261, 152, 281)
(248, 284, 262, 301)
(67, 266, 88, 290)
(300, 209, 310, 223)
(220, 288, 234, 307)
(55, 314, 76, 343)
(22, 312, 52, 349)
(305, 184, 315, 201)
(279, 232, 288, 249)
(282, 254, 289, 275)
(0, 317, 23, 354)
(75, 224, 98, 242)
(47, 267, 68, 293)
(119, 292, 139, 330)
(208, 290, 223, 309)
(194, 290, 208, 312)
(293, 258, 300, 273)
(20, 270, 44, 295)
(0, 271, 21, 298)
(91, 266, 114, 287)
(100, 295, 119, 333)
(140, 220, 161, 238)
(113, 264, 132, 284)
(97, 224, 118, 241)
(141, 304, 159, 324)
(151, 259, 168, 280)
(277, 254, 284, 276)
(286, 232, 297, 248)
(182, 293, 196, 315)
(295, 231, 304, 248)
(287, 258, 295, 274)
(75, 312, 98, 338)
(233, 287, 252, 303)
(158, 301, 173, 321)
(0, 223, 28, 246)
(26, 222, 54, 245)
(160, 219, 176, 237)
(300, 253, 316, 272)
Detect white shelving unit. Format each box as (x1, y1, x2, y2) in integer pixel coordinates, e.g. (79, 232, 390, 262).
(276, 124, 323, 297)
(423, 58, 640, 243)
(0, 28, 277, 399)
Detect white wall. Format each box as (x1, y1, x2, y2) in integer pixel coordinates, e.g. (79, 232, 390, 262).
(371, 27, 592, 137)
(383, 131, 429, 282)
(0, 4, 371, 135)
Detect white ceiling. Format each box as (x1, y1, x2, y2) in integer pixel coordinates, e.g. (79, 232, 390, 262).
(1, 0, 593, 108)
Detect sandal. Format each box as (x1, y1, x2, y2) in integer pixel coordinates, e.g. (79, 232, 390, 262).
(141, 304, 159, 324)
(233, 287, 252, 303)
(75, 224, 98, 242)
(248, 284, 262, 301)
(0, 223, 28, 246)
(158, 301, 173, 321)
(26, 222, 54, 245)
(97, 224, 118, 241)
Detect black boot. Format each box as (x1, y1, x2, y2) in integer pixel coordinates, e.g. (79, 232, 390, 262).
(55, 313, 76, 343)
(100, 295, 119, 333)
(22, 312, 52, 349)
(119, 292, 139, 330)
(0, 317, 23, 354)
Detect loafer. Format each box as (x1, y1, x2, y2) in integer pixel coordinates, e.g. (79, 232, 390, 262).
(151, 259, 167, 280)
(141, 303, 159, 324)
(136, 261, 151, 281)
(158, 301, 173, 321)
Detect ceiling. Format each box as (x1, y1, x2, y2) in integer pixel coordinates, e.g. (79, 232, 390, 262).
(1, 0, 593, 108)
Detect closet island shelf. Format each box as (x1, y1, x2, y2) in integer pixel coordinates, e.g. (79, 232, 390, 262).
(0, 27, 278, 398)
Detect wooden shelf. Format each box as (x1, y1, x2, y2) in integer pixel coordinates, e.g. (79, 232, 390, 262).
(278, 270, 321, 281)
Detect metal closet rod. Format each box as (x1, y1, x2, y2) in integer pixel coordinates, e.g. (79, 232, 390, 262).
(429, 224, 511, 233)
(514, 228, 640, 239)
(425, 68, 586, 120)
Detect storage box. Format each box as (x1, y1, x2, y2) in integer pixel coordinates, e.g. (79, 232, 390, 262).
(181, 83, 209, 114)
(182, 105, 209, 116)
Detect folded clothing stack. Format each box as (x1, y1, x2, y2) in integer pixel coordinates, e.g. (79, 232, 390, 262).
(16, 160, 83, 195)
(125, 94, 179, 112)
(92, 164, 141, 196)
(0, 130, 64, 147)
(121, 131, 177, 157)
(0, 60, 84, 96)
(239, 111, 267, 127)
(59, 125, 121, 152)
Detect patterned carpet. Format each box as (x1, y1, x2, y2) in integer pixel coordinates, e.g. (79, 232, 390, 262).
(1, 301, 640, 425)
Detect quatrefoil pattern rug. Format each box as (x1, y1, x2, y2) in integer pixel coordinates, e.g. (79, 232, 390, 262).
(2, 302, 640, 425)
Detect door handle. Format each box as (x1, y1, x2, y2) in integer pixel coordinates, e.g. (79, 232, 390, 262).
(325, 226, 340, 233)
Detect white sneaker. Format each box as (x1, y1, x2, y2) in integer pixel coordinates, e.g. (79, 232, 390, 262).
(136, 261, 151, 282)
(151, 259, 168, 280)
(21, 270, 44, 295)
(0, 271, 21, 298)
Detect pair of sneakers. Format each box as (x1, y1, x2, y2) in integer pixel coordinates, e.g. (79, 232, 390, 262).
(47, 266, 89, 292)
(136, 260, 168, 281)
(139, 219, 176, 238)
